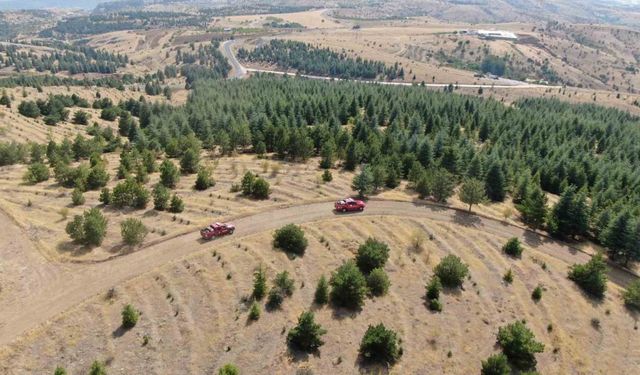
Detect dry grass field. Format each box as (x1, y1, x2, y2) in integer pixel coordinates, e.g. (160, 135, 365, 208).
(1, 214, 637, 374)
(0, 154, 355, 263)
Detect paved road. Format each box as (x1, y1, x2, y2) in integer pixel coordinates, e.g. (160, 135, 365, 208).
(0, 199, 635, 347)
(221, 40, 562, 89)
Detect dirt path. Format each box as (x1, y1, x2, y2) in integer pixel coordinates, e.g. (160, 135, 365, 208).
(0, 199, 635, 348)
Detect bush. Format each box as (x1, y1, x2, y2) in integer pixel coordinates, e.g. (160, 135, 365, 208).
(367, 268, 390, 296)
(194, 167, 215, 190)
(355, 238, 390, 274)
(252, 266, 267, 300)
(99, 187, 111, 205)
(287, 311, 327, 352)
(503, 237, 523, 258)
(497, 321, 544, 371)
(73, 110, 90, 125)
(359, 323, 402, 365)
(169, 194, 184, 213)
(241, 171, 255, 195)
(425, 275, 442, 300)
(251, 177, 270, 199)
(18, 100, 40, 118)
(248, 302, 261, 320)
(23, 162, 50, 184)
(434, 255, 469, 288)
(180, 148, 200, 174)
(54, 366, 68, 375)
(267, 288, 284, 309)
(121, 218, 147, 246)
(159, 159, 180, 188)
(481, 353, 511, 375)
(153, 184, 170, 210)
(71, 188, 85, 206)
(428, 298, 442, 312)
(273, 224, 308, 255)
(503, 269, 513, 284)
(568, 253, 608, 298)
(121, 304, 139, 328)
(623, 279, 640, 310)
(314, 275, 329, 305)
(218, 364, 239, 375)
(531, 285, 542, 302)
(330, 261, 368, 309)
(112, 178, 149, 209)
(322, 169, 333, 182)
(65, 208, 107, 246)
(86, 163, 109, 190)
(88, 361, 107, 375)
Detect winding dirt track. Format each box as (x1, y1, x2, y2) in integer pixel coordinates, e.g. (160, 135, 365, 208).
(0, 199, 635, 347)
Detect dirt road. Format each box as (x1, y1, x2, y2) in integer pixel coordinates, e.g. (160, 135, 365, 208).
(0, 199, 634, 347)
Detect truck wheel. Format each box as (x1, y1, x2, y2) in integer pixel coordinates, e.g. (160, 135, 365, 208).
(230, 229, 235, 234)
(342, 208, 347, 213)
(359, 206, 364, 211)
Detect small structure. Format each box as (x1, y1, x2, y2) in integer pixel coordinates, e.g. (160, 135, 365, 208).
(475, 30, 518, 40)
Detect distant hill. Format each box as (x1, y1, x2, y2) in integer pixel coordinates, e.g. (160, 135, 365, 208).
(0, 0, 101, 10)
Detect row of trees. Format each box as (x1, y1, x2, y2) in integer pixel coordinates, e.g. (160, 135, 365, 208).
(237, 40, 404, 80)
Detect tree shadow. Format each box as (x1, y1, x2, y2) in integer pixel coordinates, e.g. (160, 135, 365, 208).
(287, 345, 322, 363)
(56, 241, 94, 257)
(331, 305, 361, 321)
(112, 325, 128, 338)
(355, 356, 391, 374)
(441, 286, 463, 297)
(523, 230, 547, 248)
(453, 210, 481, 227)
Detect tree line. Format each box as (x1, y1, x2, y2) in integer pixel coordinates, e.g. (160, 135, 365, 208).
(237, 40, 405, 81)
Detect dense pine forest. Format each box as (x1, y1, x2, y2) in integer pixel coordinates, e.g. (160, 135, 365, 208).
(3, 74, 640, 264)
(237, 40, 405, 80)
(0, 41, 128, 74)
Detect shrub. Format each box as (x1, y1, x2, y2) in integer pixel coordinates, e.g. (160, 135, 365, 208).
(428, 298, 442, 312)
(503, 269, 513, 284)
(497, 321, 544, 371)
(121, 218, 147, 246)
(112, 178, 149, 209)
(314, 275, 329, 305)
(218, 364, 239, 375)
(425, 275, 442, 300)
(18, 100, 40, 118)
(88, 360, 107, 375)
(367, 268, 390, 296)
(153, 184, 170, 210)
(72, 110, 90, 125)
(71, 188, 85, 206)
(252, 266, 267, 300)
(287, 311, 327, 352)
(359, 323, 402, 365)
(180, 148, 200, 174)
(159, 159, 180, 188)
(99, 187, 111, 205)
(273, 224, 308, 255)
(531, 285, 542, 302)
(194, 167, 215, 190)
(241, 171, 255, 195)
(251, 177, 270, 199)
(248, 302, 261, 320)
(568, 253, 608, 298)
(121, 304, 139, 328)
(330, 261, 368, 309)
(503, 237, 523, 258)
(65, 208, 107, 246)
(54, 366, 68, 375)
(274, 271, 295, 296)
(481, 353, 511, 375)
(23, 162, 50, 184)
(623, 279, 640, 310)
(87, 163, 109, 190)
(434, 255, 469, 288)
(267, 288, 284, 309)
(169, 194, 184, 213)
(322, 169, 333, 182)
(355, 238, 390, 274)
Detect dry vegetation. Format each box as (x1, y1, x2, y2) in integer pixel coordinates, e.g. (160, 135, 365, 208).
(1, 215, 637, 374)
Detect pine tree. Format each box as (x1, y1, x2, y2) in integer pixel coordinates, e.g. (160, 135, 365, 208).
(459, 178, 486, 212)
(352, 166, 373, 197)
(518, 184, 547, 228)
(485, 163, 506, 202)
(603, 211, 637, 265)
(287, 311, 327, 352)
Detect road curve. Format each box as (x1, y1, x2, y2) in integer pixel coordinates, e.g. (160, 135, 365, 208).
(220, 40, 562, 89)
(0, 199, 635, 347)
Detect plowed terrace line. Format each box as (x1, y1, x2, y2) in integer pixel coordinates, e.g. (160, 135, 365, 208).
(0, 200, 634, 347)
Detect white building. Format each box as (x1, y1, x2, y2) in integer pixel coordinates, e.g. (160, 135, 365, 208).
(476, 30, 518, 40)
